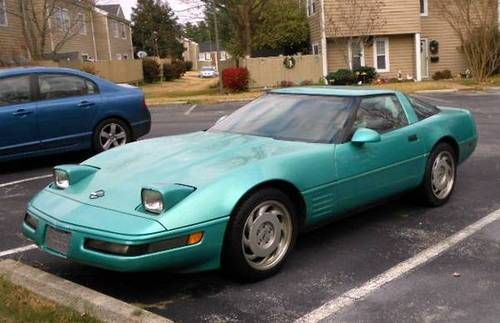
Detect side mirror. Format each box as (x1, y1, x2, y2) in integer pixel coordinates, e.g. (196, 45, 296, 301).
(216, 115, 227, 124)
(351, 128, 381, 145)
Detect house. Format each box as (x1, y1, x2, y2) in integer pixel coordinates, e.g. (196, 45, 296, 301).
(0, 0, 133, 64)
(182, 38, 199, 70)
(198, 41, 231, 71)
(307, 0, 474, 80)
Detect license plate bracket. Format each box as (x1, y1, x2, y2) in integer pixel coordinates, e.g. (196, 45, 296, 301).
(45, 227, 71, 255)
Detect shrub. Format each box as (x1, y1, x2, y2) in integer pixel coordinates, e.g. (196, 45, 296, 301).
(279, 80, 296, 88)
(184, 61, 193, 71)
(80, 64, 97, 75)
(353, 66, 377, 84)
(142, 59, 161, 83)
(172, 60, 187, 79)
(432, 70, 453, 80)
(326, 69, 356, 85)
(163, 63, 176, 81)
(222, 67, 249, 92)
(300, 80, 314, 86)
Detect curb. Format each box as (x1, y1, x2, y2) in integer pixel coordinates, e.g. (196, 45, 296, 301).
(414, 89, 459, 94)
(0, 259, 172, 323)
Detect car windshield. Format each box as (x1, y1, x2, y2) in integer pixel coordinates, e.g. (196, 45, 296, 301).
(209, 94, 354, 143)
(202, 67, 214, 71)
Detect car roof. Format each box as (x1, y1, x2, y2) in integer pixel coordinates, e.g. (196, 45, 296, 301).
(270, 86, 399, 97)
(0, 66, 87, 77)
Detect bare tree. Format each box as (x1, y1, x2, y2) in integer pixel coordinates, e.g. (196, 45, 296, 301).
(327, 0, 386, 68)
(435, 0, 499, 82)
(19, 0, 90, 60)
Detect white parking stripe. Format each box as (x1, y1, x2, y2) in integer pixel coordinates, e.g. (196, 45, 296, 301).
(0, 244, 38, 258)
(0, 174, 52, 188)
(184, 104, 198, 115)
(296, 209, 500, 323)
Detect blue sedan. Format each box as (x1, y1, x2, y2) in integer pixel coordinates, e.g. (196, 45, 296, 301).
(0, 67, 151, 162)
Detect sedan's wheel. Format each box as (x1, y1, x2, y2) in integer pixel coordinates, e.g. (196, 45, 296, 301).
(93, 118, 131, 153)
(419, 143, 457, 206)
(223, 188, 298, 281)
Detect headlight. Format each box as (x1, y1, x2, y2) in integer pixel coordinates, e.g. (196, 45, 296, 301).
(141, 189, 164, 214)
(54, 169, 70, 189)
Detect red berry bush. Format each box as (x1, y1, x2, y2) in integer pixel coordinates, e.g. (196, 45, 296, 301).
(222, 67, 249, 92)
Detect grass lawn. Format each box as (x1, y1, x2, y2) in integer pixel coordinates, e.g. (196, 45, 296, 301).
(143, 71, 500, 106)
(0, 276, 100, 323)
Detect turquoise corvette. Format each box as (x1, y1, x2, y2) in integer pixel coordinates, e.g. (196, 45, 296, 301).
(22, 87, 477, 280)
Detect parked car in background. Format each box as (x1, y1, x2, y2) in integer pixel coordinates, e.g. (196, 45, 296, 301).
(23, 87, 477, 281)
(0, 67, 151, 162)
(199, 66, 218, 78)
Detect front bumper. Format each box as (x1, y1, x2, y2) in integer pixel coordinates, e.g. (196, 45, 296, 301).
(22, 204, 229, 273)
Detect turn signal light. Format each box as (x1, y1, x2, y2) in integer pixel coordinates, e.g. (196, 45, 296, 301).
(187, 232, 204, 245)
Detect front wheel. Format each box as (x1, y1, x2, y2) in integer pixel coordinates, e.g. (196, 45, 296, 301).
(92, 118, 131, 153)
(419, 143, 457, 206)
(222, 188, 298, 281)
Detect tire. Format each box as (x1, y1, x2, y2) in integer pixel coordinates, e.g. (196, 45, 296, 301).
(222, 188, 298, 281)
(92, 118, 132, 153)
(419, 143, 457, 206)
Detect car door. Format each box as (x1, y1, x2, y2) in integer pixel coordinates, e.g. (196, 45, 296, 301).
(334, 94, 425, 213)
(36, 73, 100, 149)
(0, 74, 40, 157)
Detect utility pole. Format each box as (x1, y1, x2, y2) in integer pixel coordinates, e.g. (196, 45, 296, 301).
(212, 8, 223, 94)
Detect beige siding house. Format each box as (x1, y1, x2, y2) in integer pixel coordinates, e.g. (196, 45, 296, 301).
(0, 0, 133, 63)
(307, 0, 473, 80)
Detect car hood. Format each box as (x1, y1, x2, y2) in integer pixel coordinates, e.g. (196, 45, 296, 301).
(51, 131, 315, 216)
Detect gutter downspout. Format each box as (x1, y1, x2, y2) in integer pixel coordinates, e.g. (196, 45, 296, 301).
(104, 18, 112, 60)
(128, 24, 134, 58)
(90, 9, 98, 60)
(319, 0, 328, 82)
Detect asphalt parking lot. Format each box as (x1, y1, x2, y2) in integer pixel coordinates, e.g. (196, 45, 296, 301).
(1, 92, 499, 322)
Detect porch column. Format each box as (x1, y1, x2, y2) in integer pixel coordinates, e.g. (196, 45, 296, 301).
(320, 0, 328, 81)
(415, 33, 422, 81)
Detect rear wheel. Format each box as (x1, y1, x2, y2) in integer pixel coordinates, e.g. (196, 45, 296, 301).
(419, 143, 457, 206)
(92, 118, 131, 153)
(222, 188, 298, 281)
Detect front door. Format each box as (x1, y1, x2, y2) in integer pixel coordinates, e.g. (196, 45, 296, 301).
(36, 73, 100, 149)
(420, 38, 429, 79)
(0, 75, 40, 156)
(334, 95, 425, 213)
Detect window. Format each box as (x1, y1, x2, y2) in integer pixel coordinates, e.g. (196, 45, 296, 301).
(77, 12, 86, 35)
(312, 43, 320, 55)
(54, 8, 70, 32)
(306, 0, 316, 17)
(373, 38, 389, 72)
(120, 23, 126, 39)
(86, 80, 98, 95)
(354, 95, 408, 134)
(210, 94, 354, 143)
(349, 40, 364, 69)
(420, 0, 428, 16)
(38, 74, 88, 100)
(112, 21, 119, 38)
(0, 0, 8, 27)
(407, 95, 440, 120)
(0, 76, 31, 107)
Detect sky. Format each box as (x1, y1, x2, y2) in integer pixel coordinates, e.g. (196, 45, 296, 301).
(97, 0, 204, 23)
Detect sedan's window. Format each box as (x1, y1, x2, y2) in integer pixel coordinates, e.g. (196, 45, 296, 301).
(0, 76, 31, 107)
(38, 74, 88, 100)
(209, 94, 354, 143)
(354, 95, 408, 133)
(86, 80, 98, 95)
(408, 95, 440, 120)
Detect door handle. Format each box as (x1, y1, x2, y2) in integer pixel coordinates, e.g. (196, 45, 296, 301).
(12, 109, 33, 117)
(78, 101, 95, 108)
(408, 134, 418, 142)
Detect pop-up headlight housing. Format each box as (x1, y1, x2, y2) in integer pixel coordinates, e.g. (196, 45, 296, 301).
(53, 165, 99, 190)
(140, 183, 196, 215)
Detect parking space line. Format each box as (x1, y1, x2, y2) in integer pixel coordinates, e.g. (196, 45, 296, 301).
(296, 209, 500, 323)
(184, 104, 198, 115)
(0, 244, 37, 258)
(0, 174, 52, 188)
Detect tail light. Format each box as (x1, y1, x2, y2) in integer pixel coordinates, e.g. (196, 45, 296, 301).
(142, 97, 148, 110)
